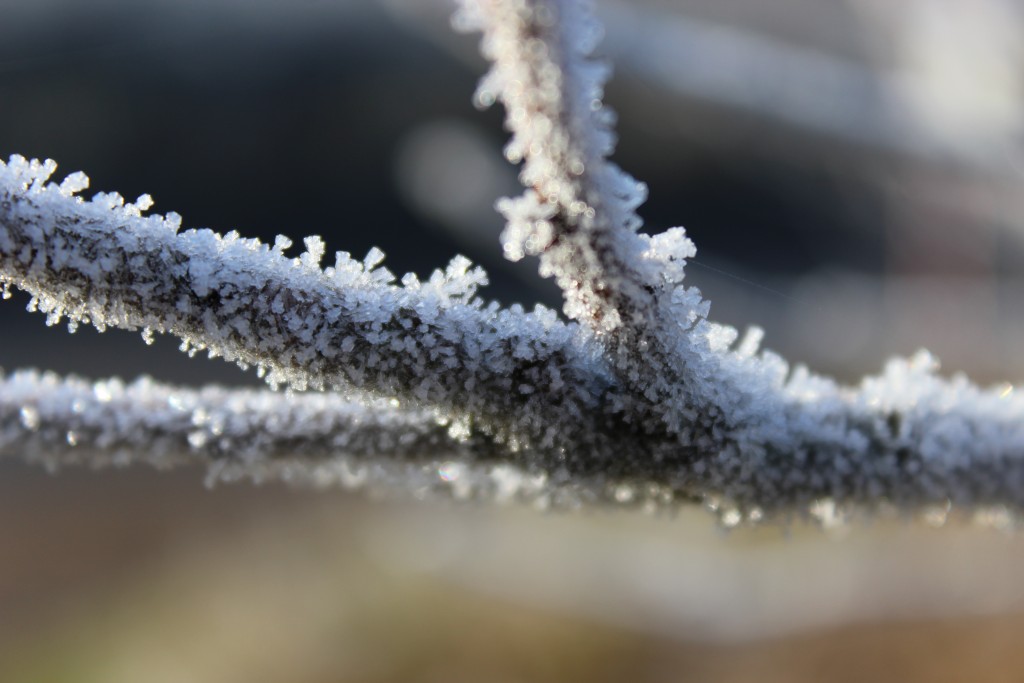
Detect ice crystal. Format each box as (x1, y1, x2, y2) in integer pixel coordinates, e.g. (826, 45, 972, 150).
(2, 0, 1024, 523)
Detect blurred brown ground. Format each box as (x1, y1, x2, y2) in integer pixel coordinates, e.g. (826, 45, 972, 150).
(2, 464, 1024, 683)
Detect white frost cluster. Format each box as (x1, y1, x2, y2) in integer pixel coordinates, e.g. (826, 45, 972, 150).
(3, 1, 1024, 523)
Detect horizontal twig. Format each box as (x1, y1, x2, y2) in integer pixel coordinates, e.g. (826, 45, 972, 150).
(0, 369, 565, 502)
(0, 156, 610, 454)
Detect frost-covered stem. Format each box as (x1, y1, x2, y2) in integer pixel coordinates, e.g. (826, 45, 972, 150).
(0, 157, 610, 454)
(0, 370, 504, 481)
(458, 0, 654, 335)
(457, 0, 740, 440)
(6, 360, 1024, 521)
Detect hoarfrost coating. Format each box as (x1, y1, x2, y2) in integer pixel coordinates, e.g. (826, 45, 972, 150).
(2, 0, 1024, 523)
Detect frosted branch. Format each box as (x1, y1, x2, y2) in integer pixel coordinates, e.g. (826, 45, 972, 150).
(6, 355, 1024, 521)
(0, 156, 611, 455)
(454, 0, 756, 441)
(0, 369, 492, 480)
(455, 0, 658, 335)
(2, 6, 1024, 524)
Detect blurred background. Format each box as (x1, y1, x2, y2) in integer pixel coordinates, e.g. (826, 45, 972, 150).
(2, 0, 1024, 680)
